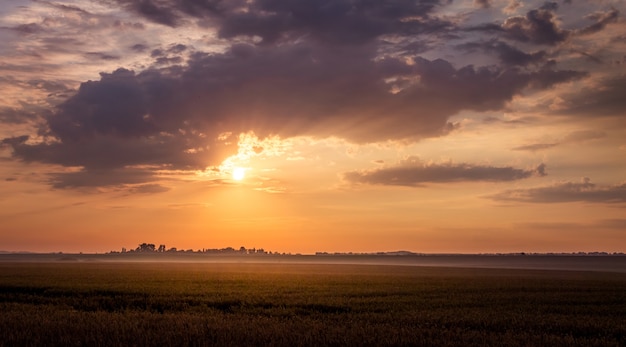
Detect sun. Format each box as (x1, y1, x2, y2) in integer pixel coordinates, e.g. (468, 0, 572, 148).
(232, 167, 246, 181)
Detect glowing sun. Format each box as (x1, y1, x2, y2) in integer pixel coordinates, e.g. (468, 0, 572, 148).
(232, 167, 246, 181)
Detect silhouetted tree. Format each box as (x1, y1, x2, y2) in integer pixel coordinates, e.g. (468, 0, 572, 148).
(137, 243, 156, 252)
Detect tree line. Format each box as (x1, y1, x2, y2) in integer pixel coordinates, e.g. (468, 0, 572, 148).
(115, 243, 281, 255)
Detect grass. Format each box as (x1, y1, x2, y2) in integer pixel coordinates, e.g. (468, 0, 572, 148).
(0, 262, 624, 346)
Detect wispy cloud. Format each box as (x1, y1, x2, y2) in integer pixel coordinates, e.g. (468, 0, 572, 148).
(343, 158, 546, 187)
(490, 178, 626, 204)
(512, 130, 606, 152)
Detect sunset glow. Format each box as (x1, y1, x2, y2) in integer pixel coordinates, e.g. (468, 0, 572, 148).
(0, 0, 624, 254)
(232, 167, 246, 181)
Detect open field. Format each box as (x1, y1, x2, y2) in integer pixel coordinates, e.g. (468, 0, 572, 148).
(0, 262, 625, 346)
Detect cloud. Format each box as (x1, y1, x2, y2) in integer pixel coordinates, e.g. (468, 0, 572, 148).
(0, 0, 597, 189)
(576, 8, 620, 36)
(482, 116, 530, 125)
(472, 3, 569, 46)
(1, 135, 29, 146)
(115, 0, 448, 45)
(513, 219, 626, 233)
(457, 40, 547, 66)
(48, 168, 158, 189)
(474, 0, 491, 9)
(2, 41, 584, 183)
(562, 130, 606, 143)
(131, 43, 149, 52)
(597, 219, 626, 228)
(503, 0, 522, 15)
(512, 130, 606, 151)
(3, 133, 234, 172)
(343, 158, 546, 187)
(118, 0, 180, 27)
(490, 178, 626, 204)
(219, 0, 442, 44)
(512, 143, 558, 152)
(128, 183, 170, 194)
(0, 108, 40, 125)
(84, 52, 121, 61)
(114, 0, 230, 27)
(551, 76, 626, 118)
(6, 23, 44, 34)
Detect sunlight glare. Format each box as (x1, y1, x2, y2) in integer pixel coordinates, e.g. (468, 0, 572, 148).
(232, 167, 246, 181)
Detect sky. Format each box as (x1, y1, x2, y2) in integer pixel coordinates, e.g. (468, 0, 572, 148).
(0, 0, 625, 254)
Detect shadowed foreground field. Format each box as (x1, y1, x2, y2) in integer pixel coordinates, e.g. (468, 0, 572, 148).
(0, 262, 624, 346)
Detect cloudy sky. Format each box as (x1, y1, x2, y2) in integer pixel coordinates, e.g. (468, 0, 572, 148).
(1, 0, 624, 253)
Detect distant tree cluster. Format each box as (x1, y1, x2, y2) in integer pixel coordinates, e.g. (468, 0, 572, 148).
(111, 244, 625, 257)
(114, 243, 283, 255)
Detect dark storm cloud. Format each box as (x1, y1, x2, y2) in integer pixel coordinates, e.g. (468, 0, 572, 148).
(472, 3, 569, 46)
(490, 178, 626, 204)
(113, 0, 448, 45)
(216, 0, 447, 45)
(47, 69, 156, 141)
(183, 44, 583, 141)
(503, 6, 568, 45)
(343, 158, 546, 187)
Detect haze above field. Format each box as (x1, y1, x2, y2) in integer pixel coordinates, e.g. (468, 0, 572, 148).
(0, 0, 625, 254)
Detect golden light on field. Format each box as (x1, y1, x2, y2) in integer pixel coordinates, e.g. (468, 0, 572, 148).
(232, 167, 246, 181)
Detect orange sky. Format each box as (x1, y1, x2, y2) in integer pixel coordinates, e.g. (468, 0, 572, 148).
(0, 0, 625, 253)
